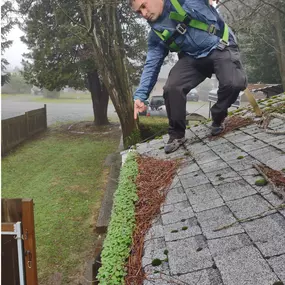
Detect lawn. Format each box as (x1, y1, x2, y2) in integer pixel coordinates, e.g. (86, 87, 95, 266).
(32, 93, 92, 104)
(1, 93, 92, 103)
(1, 125, 120, 284)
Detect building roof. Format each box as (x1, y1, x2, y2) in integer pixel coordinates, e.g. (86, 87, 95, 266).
(126, 94, 285, 284)
(247, 83, 283, 94)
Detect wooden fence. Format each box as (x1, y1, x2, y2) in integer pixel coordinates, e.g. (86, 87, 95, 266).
(2, 105, 47, 155)
(1, 198, 38, 285)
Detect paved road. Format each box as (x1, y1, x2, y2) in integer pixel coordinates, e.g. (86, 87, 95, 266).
(1, 96, 245, 126)
(1, 96, 117, 126)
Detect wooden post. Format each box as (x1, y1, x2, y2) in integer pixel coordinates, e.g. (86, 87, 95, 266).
(1, 222, 15, 232)
(22, 199, 38, 285)
(44, 104, 47, 129)
(25, 112, 30, 138)
(1, 199, 23, 222)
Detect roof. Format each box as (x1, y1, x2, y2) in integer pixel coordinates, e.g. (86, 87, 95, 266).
(128, 94, 285, 284)
(247, 83, 283, 94)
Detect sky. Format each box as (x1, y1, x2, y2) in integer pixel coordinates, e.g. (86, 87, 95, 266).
(3, 26, 28, 71)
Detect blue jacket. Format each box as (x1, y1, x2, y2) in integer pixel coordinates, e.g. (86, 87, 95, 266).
(133, 0, 237, 101)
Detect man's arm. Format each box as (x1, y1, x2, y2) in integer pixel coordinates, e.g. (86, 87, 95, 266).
(133, 30, 169, 102)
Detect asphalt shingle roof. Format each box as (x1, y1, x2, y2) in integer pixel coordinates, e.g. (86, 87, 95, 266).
(134, 94, 285, 285)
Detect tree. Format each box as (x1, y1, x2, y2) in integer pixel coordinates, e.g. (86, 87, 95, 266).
(1, 1, 16, 85)
(20, 0, 110, 125)
(218, 0, 285, 89)
(1, 69, 32, 94)
(19, 0, 149, 138)
(78, 0, 143, 146)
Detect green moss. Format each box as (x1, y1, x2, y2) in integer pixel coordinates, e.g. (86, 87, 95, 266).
(152, 259, 162, 266)
(164, 258, 169, 262)
(154, 270, 160, 274)
(182, 226, 188, 231)
(282, 168, 285, 172)
(184, 151, 191, 156)
(159, 146, 164, 150)
(164, 249, 169, 255)
(255, 178, 268, 186)
(97, 153, 138, 284)
(273, 282, 284, 285)
(171, 230, 178, 233)
(237, 156, 244, 159)
(228, 111, 233, 116)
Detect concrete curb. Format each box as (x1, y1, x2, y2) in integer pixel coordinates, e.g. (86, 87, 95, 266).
(90, 136, 124, 283)
(96, 134, 124, 233)
(96, 151, 122, 234)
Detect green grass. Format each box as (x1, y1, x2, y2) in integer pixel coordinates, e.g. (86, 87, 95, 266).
(2, 129, 119, 284)
(1, 93, 93, 103)
(1, 93, 31, 99)
(1, 93, 30, 96)
(32, 93, 92, 104)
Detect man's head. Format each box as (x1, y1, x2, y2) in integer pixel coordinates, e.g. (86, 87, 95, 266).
(130, 0, 164, 22)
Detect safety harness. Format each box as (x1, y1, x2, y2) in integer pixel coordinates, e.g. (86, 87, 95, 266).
(153, 0, 229, 52)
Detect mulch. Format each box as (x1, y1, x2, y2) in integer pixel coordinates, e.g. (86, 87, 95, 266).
(125, 155, 180, 285)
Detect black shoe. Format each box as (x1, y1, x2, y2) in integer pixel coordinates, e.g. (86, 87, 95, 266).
(164, 137, 186, 154)
(211, 122, 225, 136)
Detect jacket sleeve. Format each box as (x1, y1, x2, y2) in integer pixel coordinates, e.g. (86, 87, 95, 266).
(133, 30, 169, 102)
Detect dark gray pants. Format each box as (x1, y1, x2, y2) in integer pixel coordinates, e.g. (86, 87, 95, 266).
(163, 46, 248, 138)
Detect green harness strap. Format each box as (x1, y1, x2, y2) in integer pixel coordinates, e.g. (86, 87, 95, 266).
(153, 0, 229, 52)
(153, 30, 180, 51)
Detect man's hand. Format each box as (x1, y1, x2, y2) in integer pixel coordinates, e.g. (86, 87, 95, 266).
(134, 99, 147, 120)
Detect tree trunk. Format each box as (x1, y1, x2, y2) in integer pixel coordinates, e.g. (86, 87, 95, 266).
(87, 70, 109, 126)
(272, 9, 285, 91)
(80, 1, 139, 148)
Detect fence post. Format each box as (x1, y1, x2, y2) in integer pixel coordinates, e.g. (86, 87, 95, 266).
(44, 104, 47, 129)
(25, 112, 29, 138)
(22, 199, 38, 285)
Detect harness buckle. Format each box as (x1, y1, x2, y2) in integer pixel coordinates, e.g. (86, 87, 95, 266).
(208, 24, 216, 35)
(217, 39, 229, 50)
(176, 23, 187, 35)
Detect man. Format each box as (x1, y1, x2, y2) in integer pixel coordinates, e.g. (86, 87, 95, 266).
(132, 0, 247, 154)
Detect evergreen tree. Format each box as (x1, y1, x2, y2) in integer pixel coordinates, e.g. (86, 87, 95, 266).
(1, 1, 16, 85)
